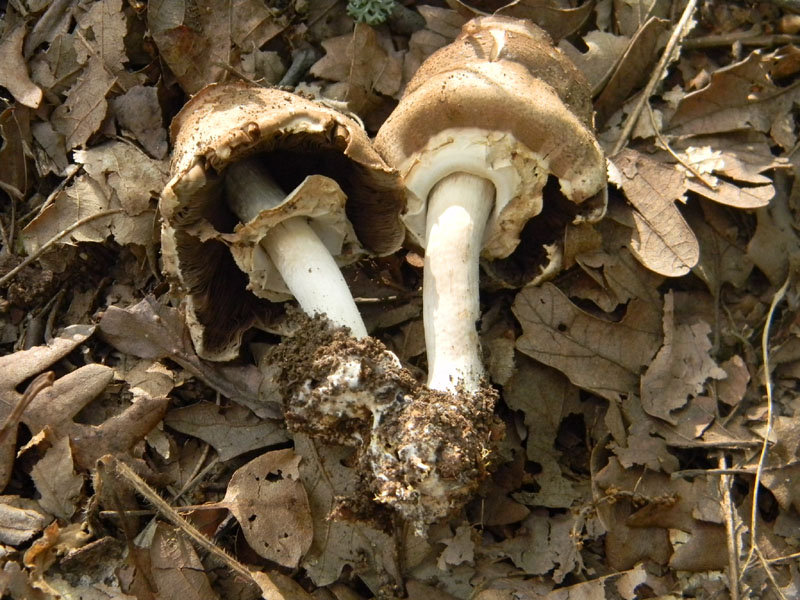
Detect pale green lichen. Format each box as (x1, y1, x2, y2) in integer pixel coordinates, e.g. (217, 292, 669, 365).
(346, 0, 395, 25)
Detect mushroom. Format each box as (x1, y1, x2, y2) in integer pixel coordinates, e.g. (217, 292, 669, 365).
(370, 16, 607, 525)
(160, 82, 411, 442)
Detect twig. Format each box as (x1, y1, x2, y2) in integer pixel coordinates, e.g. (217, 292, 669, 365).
(0, 208, 124, 289)
(684, 32, 800, 49)
(611, 0, 699, 156)
(719, 455, 741, 600)
(742, 275, 790, 575)
(100, 455, 256, 585)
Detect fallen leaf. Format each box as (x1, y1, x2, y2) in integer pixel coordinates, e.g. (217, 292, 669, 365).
(747, 186, 800, 285)
(0, 496, 52, 546)
(98, 297, 282, 419)
(165, 403, 288, 461)
(437, 524, 474, 570)
(111, 86, 169, 159)
(513, 283, 662, 401)
(668, 51, 800, 148)
(29, 436, 84, 520)
(609, 149, 700, 276)
(0, 107, 30, 200)
(293, 434, 396, 590)
(0, 10, 43, 108)
(76, 0, 127, 74)
(495, 0, 595, 41)
(51, 57, 116, 150)
(593, 17, 669, 124)
(149, 522, 217, 599)
(504, 356, 584, 508)
(717, 355, 750, 407)
(147, 0, 231, 94)
(559, 30, 630, 94)
(222, 449, 313, 568)
(641, 292, 726, 424)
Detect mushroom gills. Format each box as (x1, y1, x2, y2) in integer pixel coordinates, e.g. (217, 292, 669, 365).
(225, 158, 368, 338)
(424, 171, 495, 393)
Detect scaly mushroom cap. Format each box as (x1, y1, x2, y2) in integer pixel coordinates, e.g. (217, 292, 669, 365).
(160, 82, 405, 361)
(374, 15, 607, 260)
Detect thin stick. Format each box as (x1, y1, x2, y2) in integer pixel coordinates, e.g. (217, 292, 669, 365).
(0, 209, 124, 289)
(742, 275, 790, 576)
(719, 455, 741, 600)
(102, 455, 256, 585)
(611, 0, 699, 156)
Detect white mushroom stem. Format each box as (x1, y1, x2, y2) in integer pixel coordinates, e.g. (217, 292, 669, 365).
(226, 160, 368, 338)
(424, 172, 495, 393)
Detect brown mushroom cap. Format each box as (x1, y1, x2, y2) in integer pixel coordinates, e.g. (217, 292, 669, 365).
(160, 82, 406, 360)
(374, 15, 607, 260)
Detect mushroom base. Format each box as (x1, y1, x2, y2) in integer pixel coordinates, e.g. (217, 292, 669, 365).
(367, 384, 501, 532)
(271, 315, 417, 446)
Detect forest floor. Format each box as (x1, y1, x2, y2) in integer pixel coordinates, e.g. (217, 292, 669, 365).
(1, 0, 800, 598)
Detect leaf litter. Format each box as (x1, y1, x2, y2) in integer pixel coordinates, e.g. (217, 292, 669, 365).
(1, 0, 800, 598)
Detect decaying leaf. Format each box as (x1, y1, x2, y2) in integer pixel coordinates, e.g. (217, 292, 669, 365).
(51, 57, 116, 150)
(513, 283, 662, 401)
(640, 292, 726, 424)
(111, 85, 169, 159)
(293, 435, 397, 590)
(223, 449, 313, 568)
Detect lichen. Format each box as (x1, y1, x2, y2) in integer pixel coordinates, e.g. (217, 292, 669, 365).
(346, 0, 395, 25)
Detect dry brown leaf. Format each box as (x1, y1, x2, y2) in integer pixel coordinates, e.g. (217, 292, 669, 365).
(98, 297, 282, 419)
(747, 187, 800, 285)
(494, 0, 595, 41)
(310, 23, 403, 110)
(223, 449, 312, 568)
(544, 564, 648, 600)
(593, 17, 669, 125)
(29, 436, 83, 521)
(0, 496, 52, 546)
(559, 30, 631, 94)
(513, 283, 662, 401)
(293, 434, 396, 590)
(686, 203, 753, 294)
(0, 11, 43, 108)
(149, 522, 217, 600)
(437, 524, 474, 570)
(404, 6, 464, 85)
(488, 510, 581, 583)
(640, 292, 726, 424)
(77, 0, 127, 74)
(111, 85, 169, 159)
(609, 149, 700, 276)
(668, 51, 800, 148)
(165, 403, 287, 461)
(613, 0, 672, 37)
(51, 57, 116, 150)
(717, 355, 750, 407)
(504, 356, 584, 508)
(0, 107, 30, 201)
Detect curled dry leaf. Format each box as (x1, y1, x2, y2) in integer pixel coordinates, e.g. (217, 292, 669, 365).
(222, 449, 313, 568)
(0, 11, 43, 108)
(0, 496, 52, 546)
(513, 283, 662, 401)
(609, 149, 699, 277)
